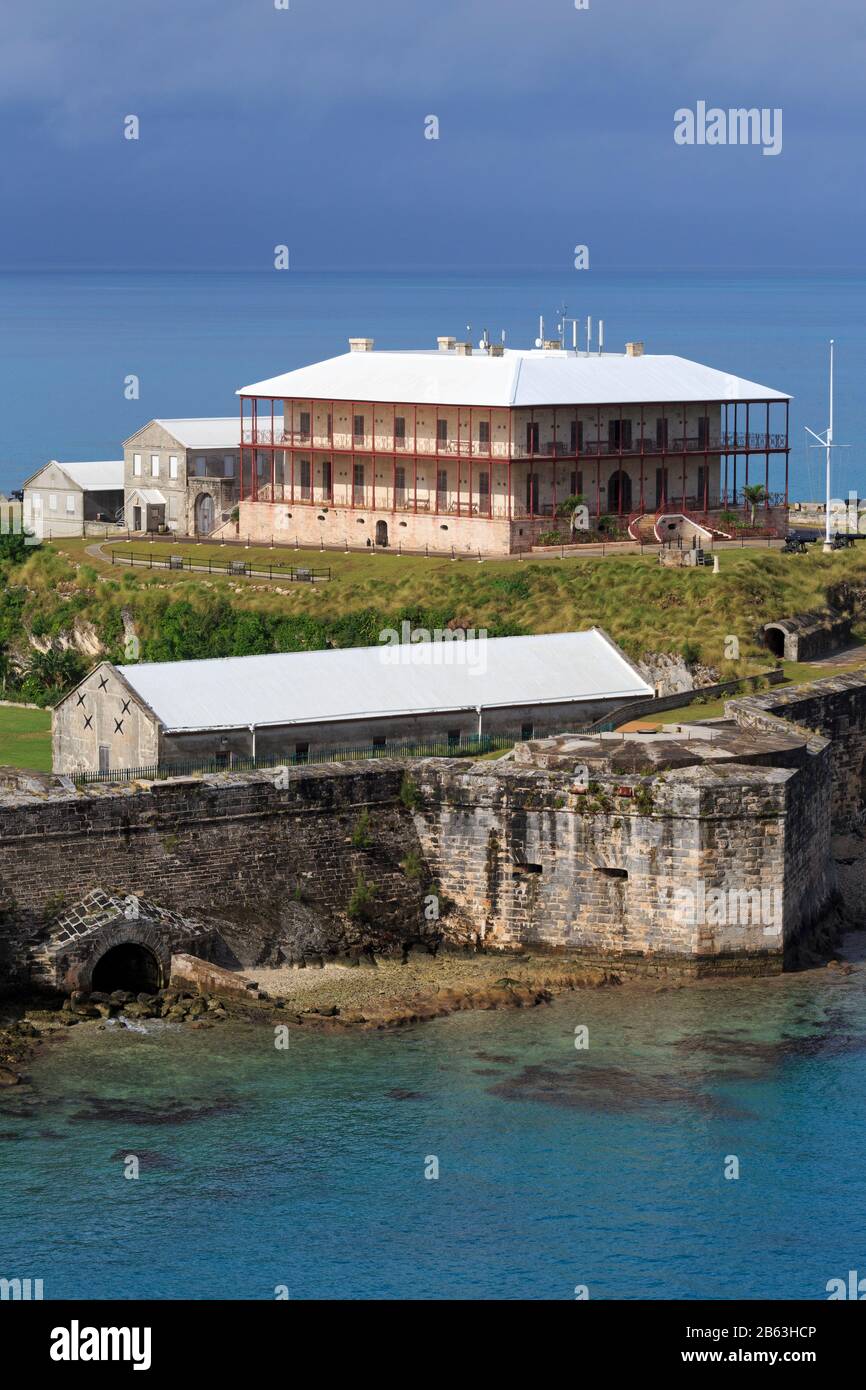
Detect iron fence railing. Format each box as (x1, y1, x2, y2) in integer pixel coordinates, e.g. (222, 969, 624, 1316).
(110, 550, 330, 582)
(72, 726, 611, 785)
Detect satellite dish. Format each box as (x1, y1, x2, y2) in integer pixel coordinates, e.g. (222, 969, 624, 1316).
(534, 337, 543, 348)
(478, 340, 485, 350)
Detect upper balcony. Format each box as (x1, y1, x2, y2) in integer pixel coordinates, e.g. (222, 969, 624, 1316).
(240, 425, 788, 458)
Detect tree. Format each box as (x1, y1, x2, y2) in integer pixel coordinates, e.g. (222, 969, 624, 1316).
(742, 484, 767, 526)
(556, 494, 588, 539)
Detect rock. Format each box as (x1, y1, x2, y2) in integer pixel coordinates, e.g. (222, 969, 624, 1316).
(110, 990, 134, 1006)
(89, 992, 109, 1004)
(71, 989, 90, 1005)
(0, 1066, 21, 1087)
(136, 993, 157, 1006)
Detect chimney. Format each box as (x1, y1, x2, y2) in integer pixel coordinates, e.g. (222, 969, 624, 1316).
(626, 341, 644, 357)
(454, 341, 473, 356)
(437, 336, 456, 352)
(348, 337, 374, 352)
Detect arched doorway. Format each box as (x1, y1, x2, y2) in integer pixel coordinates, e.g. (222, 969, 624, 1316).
(195, 493, 215, 535)
(91, 942, 162, 994)
(375, 519, 389, 547)
(764, 625, 787, 658)
(608, 470, 633, 513)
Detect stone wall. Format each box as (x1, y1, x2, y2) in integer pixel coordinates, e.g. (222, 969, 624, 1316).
(0, 763, 435, 985)
(409, 756, 829, 973)
(729, 672, 866, 830)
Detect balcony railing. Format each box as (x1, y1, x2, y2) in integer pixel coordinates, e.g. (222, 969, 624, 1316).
(241, 427, 789, 456)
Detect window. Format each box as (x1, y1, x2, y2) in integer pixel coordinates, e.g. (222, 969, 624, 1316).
(353, 462, 365, 503)
(66, 495, 75, 513)
(133, 453, 142, 476)
(150, 454, 160, 477)
(294, 742, 309, 764)
(656, 417, 669, 450)
(394, 466, 406, 503)
(49, 494, 57, 511)
(353, 414, 365, 441)
(697, 416, 710, 448)
(194, 456, 206, 478)
(447, 729, 460, 748)
(478, 471, 490, 508)
(298, 457, 311, 499)
(299, 411, 311, 438)
(570, 419, 583, 453)
(521, 722, 534, 741)
(321, 459, 332, 500)
(394, 415, 406, 443)
(436, 468, 448, 506)
(526, 421, 540, 454)
(224, 455, 235, 477)
(478, 419, 490, 447)
(570, 471, 583, 497)
(372, 735, 387, 750)
(169, 455, 179, 480)
(608, 419, 633, 452)
(437, 418, 448, 445)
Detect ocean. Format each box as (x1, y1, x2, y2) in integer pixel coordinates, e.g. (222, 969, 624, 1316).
(0, 269, 863, 501)
(2, 943, 865, 1301)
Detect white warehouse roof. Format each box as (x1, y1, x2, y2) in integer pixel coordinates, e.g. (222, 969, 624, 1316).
(239, 347, 790, 409)
(124, 419, 240, 450)
(25, 460, 124, 491)
(114, 629, 653, 732)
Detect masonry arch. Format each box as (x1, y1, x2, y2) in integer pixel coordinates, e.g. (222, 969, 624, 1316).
(763, 623, 788, 659)
(91, 942, 162, 994)
(375, 519, 389, 547)
(195, 492, 216, 536)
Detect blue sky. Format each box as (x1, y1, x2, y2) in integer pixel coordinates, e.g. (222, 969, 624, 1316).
(0, 0, 863, 270)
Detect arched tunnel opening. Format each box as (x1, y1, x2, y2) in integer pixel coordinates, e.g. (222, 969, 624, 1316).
(90, 942, 162, 995)
(764, 626, 786, 658)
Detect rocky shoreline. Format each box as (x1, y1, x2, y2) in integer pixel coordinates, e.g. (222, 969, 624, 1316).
(2, 942, 858, 1088)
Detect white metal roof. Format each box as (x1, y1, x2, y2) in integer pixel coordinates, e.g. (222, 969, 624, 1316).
(125, 419, 240, 450)
(238, 347, 790, 408)
(114, 628, 653, 732)
(24, 459, 124, 491)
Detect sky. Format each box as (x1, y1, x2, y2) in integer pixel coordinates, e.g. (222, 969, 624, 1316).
(0, 0, 863, 271)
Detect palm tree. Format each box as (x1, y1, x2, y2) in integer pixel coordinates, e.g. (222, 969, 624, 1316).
(742, 484, 767, 526)
(556, 494, 588, 539)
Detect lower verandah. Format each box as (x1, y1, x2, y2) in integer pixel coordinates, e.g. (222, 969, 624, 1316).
(237, 451, 783, 519)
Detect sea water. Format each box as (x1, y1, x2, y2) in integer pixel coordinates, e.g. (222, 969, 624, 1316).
(2, 939, 865, 1300)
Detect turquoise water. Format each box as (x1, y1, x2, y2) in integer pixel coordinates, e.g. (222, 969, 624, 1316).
(1, 269, 864, 500)
(2, 944, 866, 1300)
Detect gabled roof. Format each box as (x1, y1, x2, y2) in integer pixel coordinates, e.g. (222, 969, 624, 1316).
(23, 459, 124, 491)
(111, 628, 654, 733)
(123, 418, 239, 450)
(238, 347, 790, 408)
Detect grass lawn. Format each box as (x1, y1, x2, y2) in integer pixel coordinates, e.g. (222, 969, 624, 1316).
(0, 704, 52, 771)
(631, 657, 866, 727)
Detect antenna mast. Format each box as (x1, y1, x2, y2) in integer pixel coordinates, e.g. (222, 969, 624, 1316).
(806, 339, 846, 552)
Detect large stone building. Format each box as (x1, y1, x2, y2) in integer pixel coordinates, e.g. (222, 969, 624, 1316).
(122, 418, 240, 535)
(22, 459, 124, 539)
(51, 628, 654, 775)
(234, 334, 792, 555)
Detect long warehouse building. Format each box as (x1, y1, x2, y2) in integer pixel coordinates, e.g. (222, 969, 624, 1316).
(51, 628, 654, 774)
